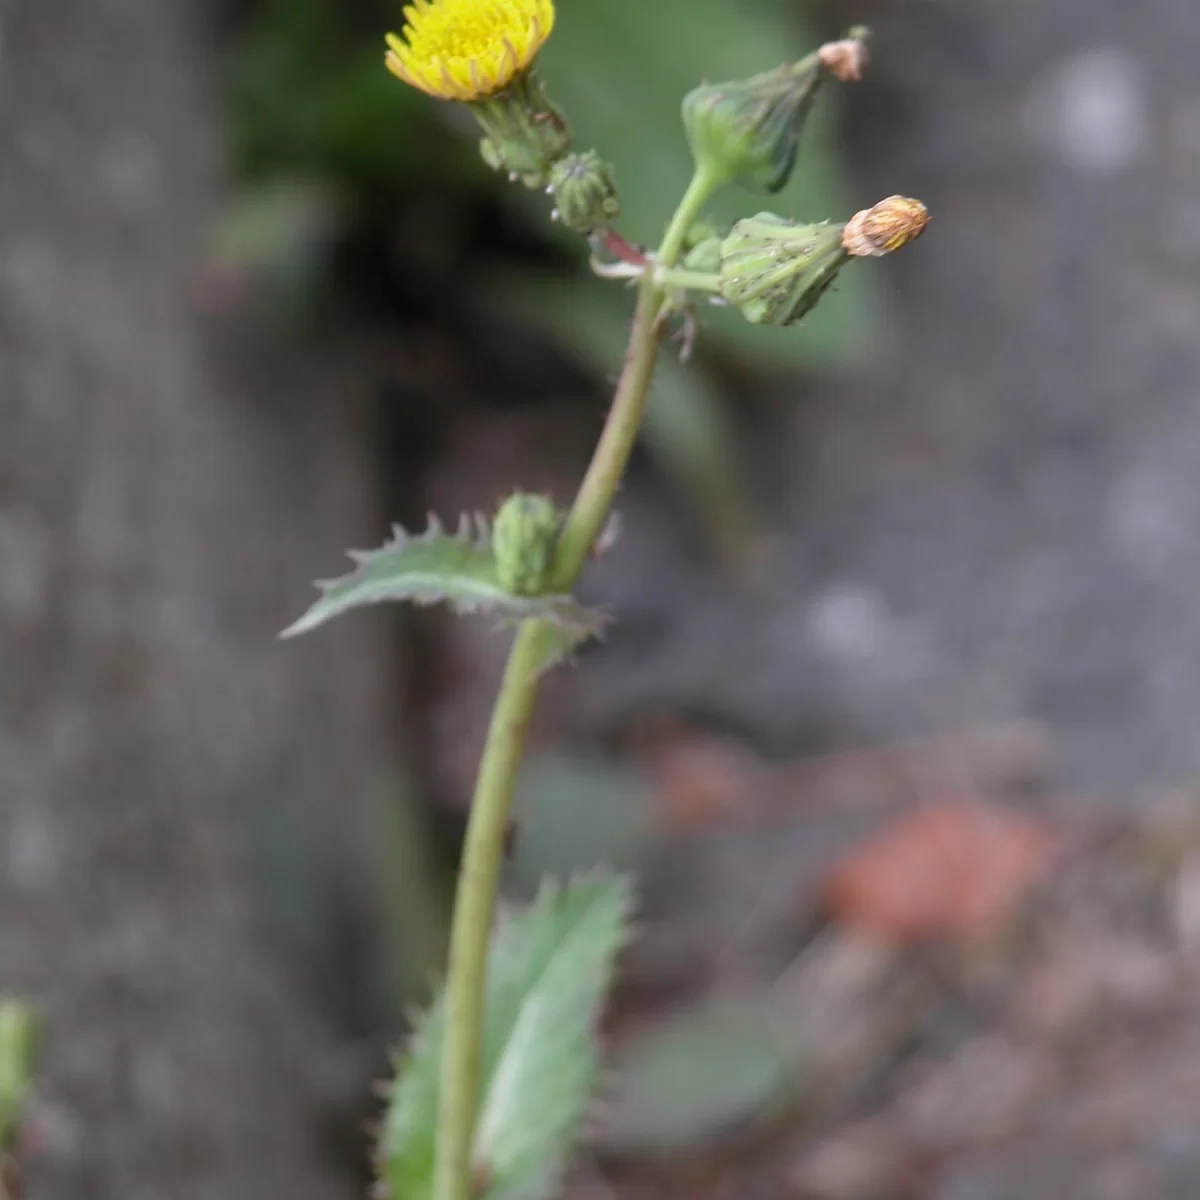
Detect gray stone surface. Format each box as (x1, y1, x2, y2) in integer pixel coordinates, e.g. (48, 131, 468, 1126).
(578, 0, 1200, 803)
(0, 2, 385, 1196)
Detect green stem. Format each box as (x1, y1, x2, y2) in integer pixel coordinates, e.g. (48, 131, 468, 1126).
(430, 619, 546, 1200)
(656, 166, 720, 267)
(554, 164, 720, 583)
(655, 266, 721, 293)
(431, 166, 719, 1200)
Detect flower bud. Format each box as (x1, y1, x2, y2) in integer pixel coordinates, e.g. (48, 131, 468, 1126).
(817, 26, 871, 82)
(680, 219, 725, 274)
(718, 213, 849, 326)
(472, 72, 571, 189)
(681, 28, 869, 193)
(842, 195, 930, 257)
(549, 150, 620, 234)
(492, 493, 561, 595)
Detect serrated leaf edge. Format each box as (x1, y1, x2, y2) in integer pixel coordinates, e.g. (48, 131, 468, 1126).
(475, 872, 634, 1199)
(281, 512, 607, 642)
(374, 872, 635, 1200)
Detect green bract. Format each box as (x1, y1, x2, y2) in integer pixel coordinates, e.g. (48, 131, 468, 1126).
(682, 56, 826, 193)
(549, 151, 621, 235)
(719, 213, 849, 326)
(473, 72, 572, 189)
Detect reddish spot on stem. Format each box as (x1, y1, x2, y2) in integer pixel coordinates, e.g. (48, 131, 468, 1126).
(601, 228, 647, 266)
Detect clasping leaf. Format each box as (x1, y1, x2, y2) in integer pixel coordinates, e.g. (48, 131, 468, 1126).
(281, 515, 605, 654)
(380, 875, 633, 1200)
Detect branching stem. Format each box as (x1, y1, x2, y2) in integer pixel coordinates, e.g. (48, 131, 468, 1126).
(431, 165, 720, 1200)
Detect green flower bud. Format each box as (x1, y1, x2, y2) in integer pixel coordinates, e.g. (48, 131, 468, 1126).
(682, 28, 869, 194)
(492, 493, 561, 595)
(683, 218, 725, 249)
(472, 72, 571, 190)
(680, 219, 726, 274)
(682, 236, 723, 275)
(719, 213, 849, 326)
(549, 151, 620, 234)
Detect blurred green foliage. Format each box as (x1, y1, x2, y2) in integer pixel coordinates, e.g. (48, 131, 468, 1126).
(224, 0, 472, 194)
(600, 991, 797, 1156)
(223, 0, 878, 356)
(0, 998, 41, 1157)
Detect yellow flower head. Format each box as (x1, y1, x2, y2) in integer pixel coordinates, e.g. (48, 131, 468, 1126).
(386, 0, 555, 102)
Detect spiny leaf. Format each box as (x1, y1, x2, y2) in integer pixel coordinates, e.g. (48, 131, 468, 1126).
(532, 621, 604, 677)
(380, 875, 634, 1200)
(280, 515, 606, 641)
(378, 999, 444, 1198)
(474, 876, 632, 1196)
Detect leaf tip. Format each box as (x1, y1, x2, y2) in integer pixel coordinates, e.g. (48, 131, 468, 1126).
(278, 609, 318, 639)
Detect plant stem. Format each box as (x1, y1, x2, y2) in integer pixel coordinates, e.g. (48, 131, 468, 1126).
(432, 166, 719, 1200)
(554, 164, 720, 583)
(430, 618, 546, 1200)
(654, 266, 721, 293)
(656, 166, 720, 267)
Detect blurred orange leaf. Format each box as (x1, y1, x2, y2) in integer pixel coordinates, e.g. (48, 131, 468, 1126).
(822, 801, 1056, 944)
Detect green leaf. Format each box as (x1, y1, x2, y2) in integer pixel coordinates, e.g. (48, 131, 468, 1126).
(281, 515, 606, 640)
(380, 995, 444, 1196)
(509, 753, 658, 892)
(380, 875, 635, 1200)
(531, 621, 605, 677)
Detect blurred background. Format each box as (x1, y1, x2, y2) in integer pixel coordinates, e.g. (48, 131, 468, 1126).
(5, 0, 1200, 1197)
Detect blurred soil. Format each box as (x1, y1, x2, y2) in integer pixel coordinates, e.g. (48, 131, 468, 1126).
(0, 2, 389, 1197)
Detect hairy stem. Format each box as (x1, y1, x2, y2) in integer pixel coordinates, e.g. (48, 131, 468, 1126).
(432, 167, 719, 1200)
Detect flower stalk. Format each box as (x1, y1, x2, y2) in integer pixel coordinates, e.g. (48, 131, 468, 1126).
(432, 166, 718, 1200)
(348, 10, 928, 1198)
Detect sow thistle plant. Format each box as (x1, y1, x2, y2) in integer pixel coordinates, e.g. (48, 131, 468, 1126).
(286, 3, 928, 1198)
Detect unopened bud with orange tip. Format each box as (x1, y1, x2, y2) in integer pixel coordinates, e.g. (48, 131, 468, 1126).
(817, 25, 871, 82)
(681, 26, 871, 195)
(718, 196, 929, 328)
(842, 195, 930, 257)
